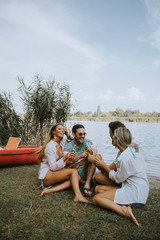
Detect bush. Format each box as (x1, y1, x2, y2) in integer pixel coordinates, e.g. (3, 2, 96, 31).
(0, 92, 23, 146)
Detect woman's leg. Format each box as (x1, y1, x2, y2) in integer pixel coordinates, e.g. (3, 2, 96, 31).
(93, 189, 139, 226)
(40, 180, 71, 197)
(42, 168, 89, 203)
(94, 172, 118, 186)
(95, 185, 119, 194)
(43, 168, 74, 186)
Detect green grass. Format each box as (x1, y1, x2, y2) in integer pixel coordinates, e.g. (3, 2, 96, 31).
(0, 165, 160, 240)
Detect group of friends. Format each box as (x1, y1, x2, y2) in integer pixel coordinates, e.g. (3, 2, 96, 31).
(38, 121, 149, 227)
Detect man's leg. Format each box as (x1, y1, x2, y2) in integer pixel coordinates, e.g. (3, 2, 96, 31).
(83, 163, 96, 196)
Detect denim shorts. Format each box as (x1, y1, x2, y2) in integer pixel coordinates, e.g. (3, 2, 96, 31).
(131, 203, 144, 209)
(40, 180, 53, 189)
(77, 166, 86, 181)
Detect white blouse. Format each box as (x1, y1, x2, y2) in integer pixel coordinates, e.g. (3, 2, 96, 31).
(109, 147, 149, 204)
(38, 136, 67, 180)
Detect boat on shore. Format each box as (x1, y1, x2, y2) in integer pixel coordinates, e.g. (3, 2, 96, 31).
(0, 145, 40, 167)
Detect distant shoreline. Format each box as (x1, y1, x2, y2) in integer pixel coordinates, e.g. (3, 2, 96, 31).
(68, 116, 160, 123)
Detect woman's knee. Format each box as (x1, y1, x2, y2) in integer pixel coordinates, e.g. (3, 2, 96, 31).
(70, 168, 79, 176)
(92, 195, 99, 205)
(95, 185, 100, 194)
(71, 169, 81, 181)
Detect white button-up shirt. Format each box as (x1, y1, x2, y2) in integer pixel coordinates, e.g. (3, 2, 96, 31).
(109, 147, 149, 204)
(38, 137, 67, 180)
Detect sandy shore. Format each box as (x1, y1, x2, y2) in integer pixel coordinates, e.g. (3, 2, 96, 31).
(148, 176, 160, 190)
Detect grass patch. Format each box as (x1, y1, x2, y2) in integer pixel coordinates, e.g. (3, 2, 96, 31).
(0, 165, 160, 240)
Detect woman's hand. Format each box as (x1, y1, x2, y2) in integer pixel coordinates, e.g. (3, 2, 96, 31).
(63, 151, 75, 164)
(88, 153, 105, 167)
(94, 155, 105, 167)
(64, 127, 73, 140)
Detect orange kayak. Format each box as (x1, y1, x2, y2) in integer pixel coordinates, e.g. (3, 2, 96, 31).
(0, 146, 40, 167)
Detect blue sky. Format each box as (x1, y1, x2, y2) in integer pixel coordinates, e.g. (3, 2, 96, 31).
(0, 0, 160, 113)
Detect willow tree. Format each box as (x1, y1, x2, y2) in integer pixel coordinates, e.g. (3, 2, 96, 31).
(0, 92, 23, 145)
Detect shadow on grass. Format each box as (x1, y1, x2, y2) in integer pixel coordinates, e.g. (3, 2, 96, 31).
(0, 165, 160, 240)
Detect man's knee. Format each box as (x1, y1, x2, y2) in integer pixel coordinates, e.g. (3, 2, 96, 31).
(72, 169, 82, 181)
(94, 172, 103, 183)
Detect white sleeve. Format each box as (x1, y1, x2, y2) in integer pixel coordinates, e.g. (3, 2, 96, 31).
(109, 160, 130, 183)
(45, 145, 66, 171)
(109, 157, 138, 183)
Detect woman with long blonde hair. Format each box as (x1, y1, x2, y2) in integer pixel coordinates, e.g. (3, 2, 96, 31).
(38, 123, 89, 203)
(88, 127, 149, 226)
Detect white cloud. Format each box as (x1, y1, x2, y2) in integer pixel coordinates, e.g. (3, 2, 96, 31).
(97, 90, 113, 101)
(153, 59, 160, 67)
(83, 88, 145, 102)
(144, 0, 160, 24)
(127, 87, 145, 101)
(0, 1, 110, 72)
(83, 90, 113, 102)
(150, 29, 160, 51)
(141, 0, 160, 52)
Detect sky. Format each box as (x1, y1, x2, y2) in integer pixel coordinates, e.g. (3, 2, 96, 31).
(0, 0, 160, 114)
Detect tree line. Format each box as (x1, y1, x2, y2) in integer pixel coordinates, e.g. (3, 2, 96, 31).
(71, 107, 160, 118)
(0, 75, 71, 146)
(69, 107, 160, 123)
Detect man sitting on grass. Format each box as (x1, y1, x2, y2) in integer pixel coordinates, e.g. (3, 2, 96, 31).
(64, 124, 96, 197)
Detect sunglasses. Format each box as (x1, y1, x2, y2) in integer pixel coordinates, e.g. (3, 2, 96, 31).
(78, 132, 86, 136)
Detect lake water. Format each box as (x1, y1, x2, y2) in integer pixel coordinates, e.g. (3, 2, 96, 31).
(66, 121, 160, 179)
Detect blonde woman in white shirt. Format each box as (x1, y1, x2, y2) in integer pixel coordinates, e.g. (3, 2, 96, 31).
(88, 127, 149, 226)
(38, 123, 89, 203)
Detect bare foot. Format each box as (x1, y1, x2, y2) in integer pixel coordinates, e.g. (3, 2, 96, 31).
(127, 206, 140, 227)
(40, 188, 50, 197)
(123, 206, 140, 227)
(74, 193, 91, 204)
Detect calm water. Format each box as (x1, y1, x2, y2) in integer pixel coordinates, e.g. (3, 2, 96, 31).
(66, 121, 160, 179)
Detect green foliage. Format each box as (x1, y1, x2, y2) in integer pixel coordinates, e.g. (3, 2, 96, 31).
(0, 74, 72, 146)
(54, 83, 71, 123)
(18, 75, 71, 145)
(0, 92, 23, 145)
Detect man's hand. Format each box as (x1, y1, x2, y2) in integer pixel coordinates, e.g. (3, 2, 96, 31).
(80, 150, 88, 159)
(73, 159, 88, 169)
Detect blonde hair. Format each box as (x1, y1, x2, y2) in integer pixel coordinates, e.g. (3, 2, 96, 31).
(114, 127, 132, 148)
(37, 123, 63, 161)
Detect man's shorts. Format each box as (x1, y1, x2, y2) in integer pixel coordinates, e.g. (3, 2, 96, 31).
(77, 166, 86, 181)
